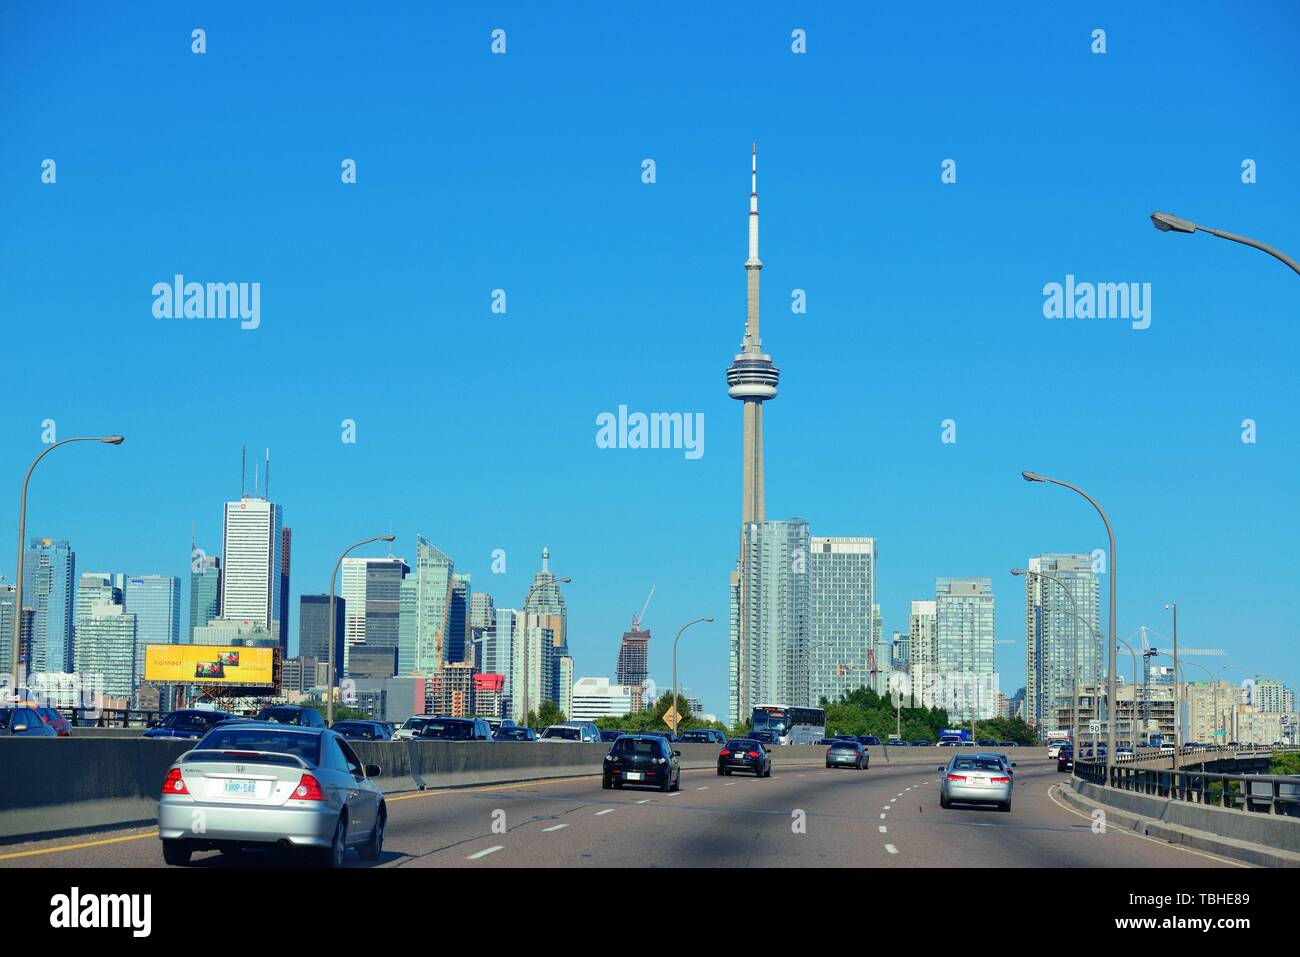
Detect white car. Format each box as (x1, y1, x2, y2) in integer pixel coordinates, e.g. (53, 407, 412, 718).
(394, 716, 435, 741)
(1047, 743, 1067, 759)
(538, 722, 601, 743)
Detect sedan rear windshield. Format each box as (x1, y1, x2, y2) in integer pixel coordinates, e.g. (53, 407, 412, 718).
(192, 727, 321, 765)
(726, 740, 757, 750)
(831, 741, 860, 749)
(164, 712, 227, 730)
(543, 727, 581, 740)
(952, 758, 1004, 772)
(612, 737, 662, 756)
(258, 709, 308, 724)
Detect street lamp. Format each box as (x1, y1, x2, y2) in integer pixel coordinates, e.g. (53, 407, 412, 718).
(327, 534, 395, 725)
(1163, 602, 1179, 770)
(1022, 471, 1118, 782)
(519, 575, 571, 726)
(1011, 567, 1084, 771)
(1150, 211, 1300, 275)
(11, 435, 125, 691)
(671, 617, 714, 734)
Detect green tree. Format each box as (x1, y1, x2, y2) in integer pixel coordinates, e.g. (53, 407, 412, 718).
(527, 699, 566, 728)
(1270, 751, 1300, 776)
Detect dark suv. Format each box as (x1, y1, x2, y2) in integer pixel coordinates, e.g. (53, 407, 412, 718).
(603, 734, 681, 791)
(417, 716, 493, 741)
(254, 705, 326, 727)
(144, 708, 236, 739)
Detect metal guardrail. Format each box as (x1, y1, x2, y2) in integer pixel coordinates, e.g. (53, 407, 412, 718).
(1072, 746, 1300, 816)
(59, 707, 164, 729)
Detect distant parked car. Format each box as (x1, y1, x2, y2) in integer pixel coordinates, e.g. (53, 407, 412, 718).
(539, 722, 602, 743)
(144, 709, 237, 739)
(0, 706, 57, 736)
(417, 717, 493, 741)
(33, 706, 72, 737)
(678, 729, 727, 744)
(394, 716, 435, 740)
(494, 725, 538, 742)
(331, 720, 390, 741)
(254, 706, 326, 728)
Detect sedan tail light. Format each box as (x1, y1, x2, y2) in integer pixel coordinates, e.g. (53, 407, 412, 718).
(946, 773, 967, 781)
(719, 749, 731, 757)
(747, 750, 761, 758)
(825, 748, 832, 757)
(293, 774, 325, 801)
(162, 768, 189, 795)
(991, 776, 1010, 783)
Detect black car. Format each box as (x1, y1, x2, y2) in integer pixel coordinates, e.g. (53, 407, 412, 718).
(331, 720, 390, 741)
(143, 708, 236, 739)
(678, 729, 727, 744)
(976, 739, 999, 747)
(254, 705, 326, 728)
(1056, 746, 1074, 771)
(0, 706, 57, 737)
(826, 739, 869, 769)
(417, 717, 493, 741)
(717, 738, 772, 777)
(748, 730, 780, 745)
(815, 737, 839, 746)
(598, 728, 624, 743)
(494, 725, 538, 741)
(858, 735, 882, 747)
(604, 734, 681, 791)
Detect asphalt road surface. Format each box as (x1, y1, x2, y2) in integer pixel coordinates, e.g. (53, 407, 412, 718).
(0, 757, 1246, 868)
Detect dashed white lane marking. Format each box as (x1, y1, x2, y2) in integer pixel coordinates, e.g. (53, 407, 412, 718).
(878, 826, 887, 834)
(697, 786, 709, 790)
(542, 824, 568, 832)
(879, 813, 886, 819)
(636, 799, 652, 804)
(724, 782, 735, 786)
(595, 808, 615, 816)
(885, 844, 899, 855)
(883, 805, 892, 811)
(668, 791, 683, 797)
(467, 846, 503, 860)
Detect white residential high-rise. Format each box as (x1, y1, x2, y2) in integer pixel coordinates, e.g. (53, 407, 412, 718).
(807, 537, 876, 706)
(340, 555, 409, 675)
(908, 600, 938, 708)
(1023, 554, 1100, 731)
(935, 578, 998, 721)
(512, 613, 555, 722)
(220, 497, 283, 632)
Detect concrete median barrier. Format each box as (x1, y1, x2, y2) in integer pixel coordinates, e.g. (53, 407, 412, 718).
(0, 739, 1051, 843)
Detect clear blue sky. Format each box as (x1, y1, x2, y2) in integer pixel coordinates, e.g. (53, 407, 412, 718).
(3, 2, 1298, 715)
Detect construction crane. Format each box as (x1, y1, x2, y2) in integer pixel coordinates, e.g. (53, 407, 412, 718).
(632, 585, 656, 631)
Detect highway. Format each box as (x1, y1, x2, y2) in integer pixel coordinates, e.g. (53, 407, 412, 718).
(0, 754, 1245, 868)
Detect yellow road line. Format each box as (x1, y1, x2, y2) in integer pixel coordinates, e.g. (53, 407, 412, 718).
(0, 830, 158, 861)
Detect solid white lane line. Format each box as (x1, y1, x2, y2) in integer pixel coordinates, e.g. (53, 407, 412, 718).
(595, 808, 615, 816)
(885, 844, 898, 855)
(467, 846, 503, 860)
(542, 824, 568, 832)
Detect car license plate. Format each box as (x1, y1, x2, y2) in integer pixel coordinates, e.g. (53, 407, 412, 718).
(223, 779, 258, 795)
(625, 772, 643, 781)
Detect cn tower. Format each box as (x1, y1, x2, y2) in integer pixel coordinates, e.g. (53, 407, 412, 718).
(726, 144, 780, 524)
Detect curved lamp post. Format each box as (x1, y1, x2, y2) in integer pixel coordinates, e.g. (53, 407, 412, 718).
(12, 435, 125, 689)
(327, 534, 395, 724)
(671, 617, 714, 734)
(1022, 471, 1118, 782)
(1150, 212, 1300, 276)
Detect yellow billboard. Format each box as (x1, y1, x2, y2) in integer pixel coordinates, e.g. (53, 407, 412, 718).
(144, 644, 277, 686)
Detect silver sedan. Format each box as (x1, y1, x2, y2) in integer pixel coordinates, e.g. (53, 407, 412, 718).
(938, 754, 1013, 812)
(158, 721, 386, 867)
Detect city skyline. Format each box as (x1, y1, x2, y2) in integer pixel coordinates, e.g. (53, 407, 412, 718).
(4, 5, 1299, 717)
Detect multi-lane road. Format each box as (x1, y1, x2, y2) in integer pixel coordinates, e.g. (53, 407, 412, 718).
(0, 755, 1246, 868)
